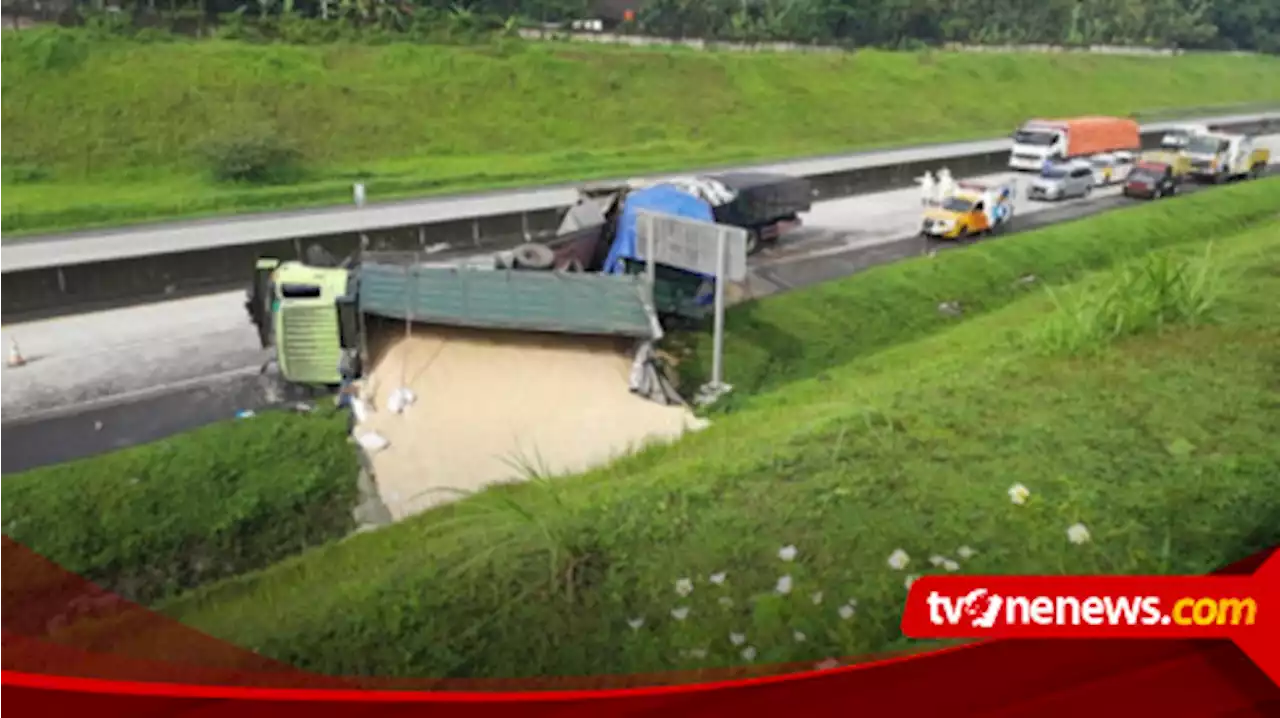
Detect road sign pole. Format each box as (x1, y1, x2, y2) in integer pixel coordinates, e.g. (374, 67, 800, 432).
(711, 227, 727, 389)
(645, 213, 657, 287)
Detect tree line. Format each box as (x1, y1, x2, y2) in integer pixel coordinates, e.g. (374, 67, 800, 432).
(9, 0, 1279, 53)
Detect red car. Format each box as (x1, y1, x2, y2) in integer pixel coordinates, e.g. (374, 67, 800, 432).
(1123, 161, 1180, 200)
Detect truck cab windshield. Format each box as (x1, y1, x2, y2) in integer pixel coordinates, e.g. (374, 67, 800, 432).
(279, 283, 322, 299)
(1014, 130, 1058, 146)
(941, 197, 975, 212)
(1186, 136, 1229, 155)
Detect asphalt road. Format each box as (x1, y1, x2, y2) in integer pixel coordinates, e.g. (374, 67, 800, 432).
(1, 371, 272, 475)
(4, 148, 1278, 474)
(4, 111, 1274, 272)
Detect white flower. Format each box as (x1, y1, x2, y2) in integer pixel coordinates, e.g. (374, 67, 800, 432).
(957, 546, 976, 560)
(847, 598, 858, 608)
(778, 545, 799, 562)
(904, 574, 921, 590)
(838, 604, 855, 620)
(775, 575, 793, 595)
(793, 630, 807, 643)
(719, 596, 734, 608)
(929, 555, 947, 567)
(1067, 523, 1092, 545)
(1008, 483, 1031, 505)
(709, 572, 727, 585)
(811, 591, 824, 605)
(942, 560, 960, 572)
(675, 578, 694, 597)
(671, 606, 690, 621)
(815, 658, 841, 671)
(887, 549, 911, 571)
(741, 646, 758, 661)
(689, 648, 707, 659)
(627, 617, 645, 630)
(729, 632, 746, 646)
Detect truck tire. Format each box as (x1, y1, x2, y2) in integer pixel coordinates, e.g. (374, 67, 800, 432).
(745, 229, 762, 256)
(511, 243, 556, 271)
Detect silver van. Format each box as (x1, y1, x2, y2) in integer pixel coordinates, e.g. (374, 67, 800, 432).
(1026, 162, 1095, 201)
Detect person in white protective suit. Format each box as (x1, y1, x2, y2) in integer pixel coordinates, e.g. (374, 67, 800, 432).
(936, 168, 955, 201)
(917, 171, 937, 206)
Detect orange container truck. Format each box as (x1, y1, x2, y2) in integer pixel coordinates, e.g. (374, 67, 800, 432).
(1009, 116, 1142, 171)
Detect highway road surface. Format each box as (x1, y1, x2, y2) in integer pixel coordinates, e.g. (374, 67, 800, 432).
(4, 111, 1276, 273)
(4, 137, 1279, 473)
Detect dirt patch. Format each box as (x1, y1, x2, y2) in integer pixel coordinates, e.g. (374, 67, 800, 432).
(354, 323, 702, 520)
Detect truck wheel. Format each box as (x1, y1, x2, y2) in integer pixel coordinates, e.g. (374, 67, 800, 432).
(745, 229, 762, 256)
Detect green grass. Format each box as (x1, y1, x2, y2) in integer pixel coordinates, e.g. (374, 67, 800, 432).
(1, 408, 360, 605)
(156, 182, 1280, 681)
(4, 28, 1280, 235)
(675, 177, 1280, 406)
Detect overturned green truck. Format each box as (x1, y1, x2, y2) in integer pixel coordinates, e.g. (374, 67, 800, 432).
(245, 171, 811, 390)
(245, 255, 667, 391)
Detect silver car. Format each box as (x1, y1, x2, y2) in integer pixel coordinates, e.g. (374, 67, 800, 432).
(1026, 162, 1095, 202)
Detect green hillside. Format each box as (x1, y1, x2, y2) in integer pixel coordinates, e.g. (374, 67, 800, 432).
(4, 29, 1279, 234)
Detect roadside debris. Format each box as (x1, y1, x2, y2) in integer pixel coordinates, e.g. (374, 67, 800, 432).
(937, 300, 964, 317)
(349, 397, 370, 425)
(356, 431, 390, 453)
(235, 410, 256, 419)
(93, 421, 103, 431)
(694, 382, 733, 407)
(8, 338, 26, 368)
(386, 387, 417, 415)
(1015, 274, 1038, 286)
(293, 401, 315, 413)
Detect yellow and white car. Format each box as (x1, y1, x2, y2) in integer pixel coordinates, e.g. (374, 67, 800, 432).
(921, 181, 1016, 240)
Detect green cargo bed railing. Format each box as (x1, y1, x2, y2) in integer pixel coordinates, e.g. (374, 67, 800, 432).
(357, 263, 662, 340)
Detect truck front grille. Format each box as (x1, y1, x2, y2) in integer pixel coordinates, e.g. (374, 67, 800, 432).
(280, 305, 341, 384)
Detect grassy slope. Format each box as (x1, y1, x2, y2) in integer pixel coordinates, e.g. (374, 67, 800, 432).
(4, 30, 1280, 234)
(1, 409, 359, 605)
(160, 185, 1280, 680)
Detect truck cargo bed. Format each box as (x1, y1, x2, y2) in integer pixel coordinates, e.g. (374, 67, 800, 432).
(356, 262, 661, 340)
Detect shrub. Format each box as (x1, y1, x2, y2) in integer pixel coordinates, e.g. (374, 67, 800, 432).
(1038, 244, 1221, 356)
(1, 409, 359, 605)
(202, 125, 303, 185)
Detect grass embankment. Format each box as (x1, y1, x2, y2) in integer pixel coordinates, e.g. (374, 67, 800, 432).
(158, 180, 1280, 680)
(4, 29, 1280, 235)
(1, 409, 360, 605)
(677, 176, 1280, 403)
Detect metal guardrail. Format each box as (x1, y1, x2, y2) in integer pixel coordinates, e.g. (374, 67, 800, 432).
(4, 112, 1280, 322)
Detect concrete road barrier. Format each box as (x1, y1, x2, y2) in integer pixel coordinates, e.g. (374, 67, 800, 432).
(5, 115, 1277, 323)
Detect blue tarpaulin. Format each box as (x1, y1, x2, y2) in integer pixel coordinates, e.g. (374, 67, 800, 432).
(603, 184, 717, 277)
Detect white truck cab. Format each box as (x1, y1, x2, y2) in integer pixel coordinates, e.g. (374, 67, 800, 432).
(1160, 124, 1211, 150)
(1009, 123, 1065, 171)
(1184, 132, 1270, 183)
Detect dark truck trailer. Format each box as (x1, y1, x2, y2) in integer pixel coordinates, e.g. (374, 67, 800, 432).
(700, 172, 812, 253)
(705, 171, 813, 229)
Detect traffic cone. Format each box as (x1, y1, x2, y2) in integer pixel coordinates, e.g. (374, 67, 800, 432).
(8, 338, 26, 367)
